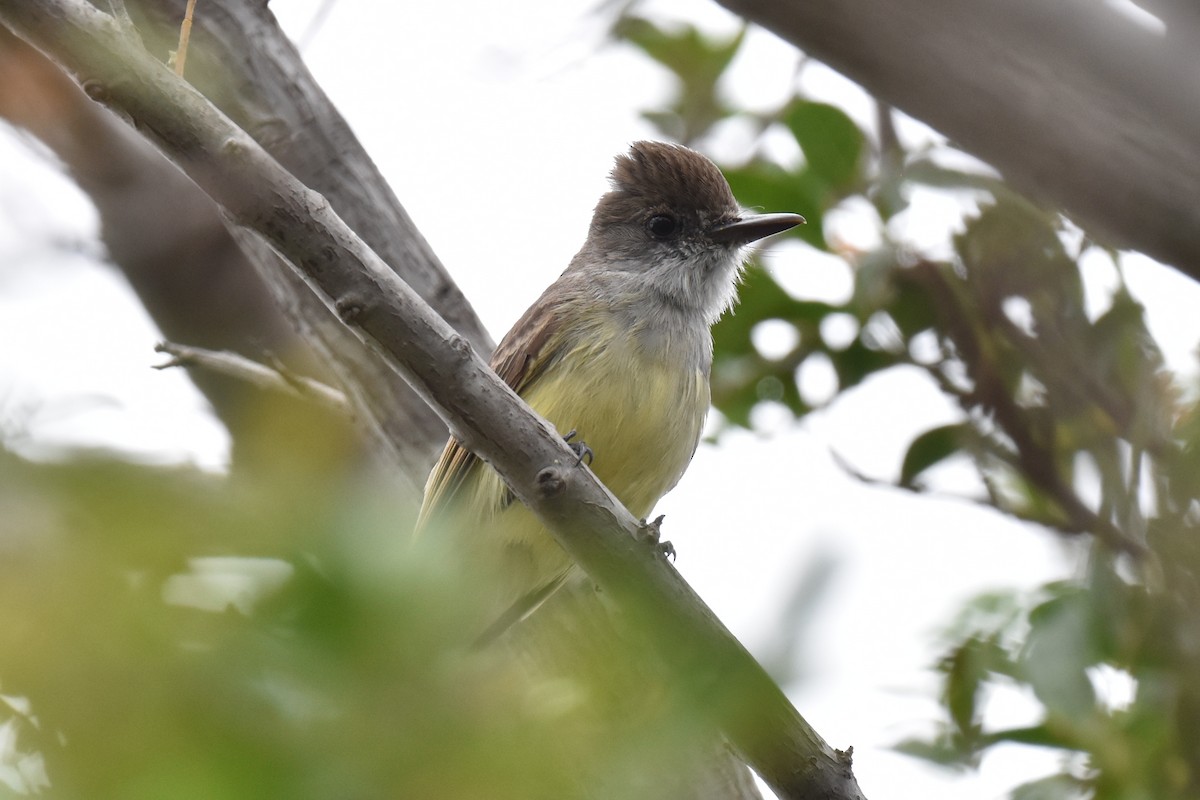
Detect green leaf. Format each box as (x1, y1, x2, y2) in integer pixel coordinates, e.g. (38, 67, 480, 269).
(892, 731, 974, 769)
(612, 16, 743, 84)
(783, 101, 865, 190)
(955, 199, 1085, 319)
(1022, 591, 1098, 722)
(885, 271, 942, 338)
(982, 724, 1072, 749)
(900, 423, 971, 488)
(828, 339, 900, 391)
(943, 638, 986, 740)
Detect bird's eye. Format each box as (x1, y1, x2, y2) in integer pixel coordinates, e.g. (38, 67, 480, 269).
(645, 214, 678, 239)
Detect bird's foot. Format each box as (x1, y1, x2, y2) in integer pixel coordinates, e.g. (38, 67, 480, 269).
(636, 514, 675, 561)
(563, 429, 594, 466)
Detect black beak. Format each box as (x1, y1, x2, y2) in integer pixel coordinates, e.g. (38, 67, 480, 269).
(708, 212, 806, 244)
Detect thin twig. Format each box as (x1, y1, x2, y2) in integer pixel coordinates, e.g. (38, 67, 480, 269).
(172, 0, 197, 77)
(154, 341, 350, 415)
(297, 0, 338, 50)
(907, 264, 1145, 556)
(828, 444, 1132, 546)
(875, 100, 901, 163)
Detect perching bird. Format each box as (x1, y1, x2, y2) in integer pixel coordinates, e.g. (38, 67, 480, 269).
(417, 141, 803, 626)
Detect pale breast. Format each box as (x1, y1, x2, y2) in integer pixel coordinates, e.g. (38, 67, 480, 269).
(521, 318, 710, 519)
(447, 313, 712, 607)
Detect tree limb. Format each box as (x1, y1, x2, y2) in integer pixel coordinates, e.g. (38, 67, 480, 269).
(0, 22, 313, 465)
(717, 0, 1200, 279)
(130, 0, 495, 484)
(0, 1, 496, 484)
(0, 2, 866, 797)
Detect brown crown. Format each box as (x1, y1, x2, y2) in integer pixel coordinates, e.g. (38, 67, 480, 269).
(599, 141, 739, 224)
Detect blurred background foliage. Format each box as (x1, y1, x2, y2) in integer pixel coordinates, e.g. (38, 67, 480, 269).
(615, 8, 1200, 800)
(0, 444, 727, 798)
(3, 3, 1200, 800)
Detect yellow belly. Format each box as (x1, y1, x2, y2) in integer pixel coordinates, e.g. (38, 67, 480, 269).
(458, 322, 710, 593)
(524, 341, 708, 519)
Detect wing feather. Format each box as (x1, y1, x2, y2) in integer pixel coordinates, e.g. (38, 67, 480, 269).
(415, 287, 568, 531)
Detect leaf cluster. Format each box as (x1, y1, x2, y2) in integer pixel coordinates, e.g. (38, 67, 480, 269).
(617, 10, 1200, 798)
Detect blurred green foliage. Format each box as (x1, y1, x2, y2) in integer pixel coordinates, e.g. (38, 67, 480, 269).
(0, 442, 731, 798)
(615, 8, 1200, 799)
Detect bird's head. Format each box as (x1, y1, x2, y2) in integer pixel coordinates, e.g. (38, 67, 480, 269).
(580, 141, 804, 324)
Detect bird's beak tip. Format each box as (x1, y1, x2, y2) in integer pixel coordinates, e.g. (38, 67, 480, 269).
(709, 212, 806, 244)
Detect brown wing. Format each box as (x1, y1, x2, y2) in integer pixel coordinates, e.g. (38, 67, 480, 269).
(415, 287, 567, 531)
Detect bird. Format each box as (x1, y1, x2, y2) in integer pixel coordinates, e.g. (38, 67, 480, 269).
(417, 140, 804, 629)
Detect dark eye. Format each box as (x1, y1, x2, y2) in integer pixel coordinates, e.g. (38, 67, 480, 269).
(645, 214, 678, 239)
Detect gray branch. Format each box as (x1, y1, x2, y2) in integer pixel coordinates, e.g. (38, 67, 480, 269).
(130, 0, 496, 484)
(0, 2, 495, 486)
(0, 2, 866, 797)
(718, 0, 1200, 279)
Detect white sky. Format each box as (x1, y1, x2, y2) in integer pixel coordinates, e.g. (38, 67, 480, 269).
(3, 0, 1200, 797)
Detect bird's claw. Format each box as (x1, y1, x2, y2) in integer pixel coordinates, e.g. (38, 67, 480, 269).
(636, 514, 675, 561)
(563, 429, 594, 466)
